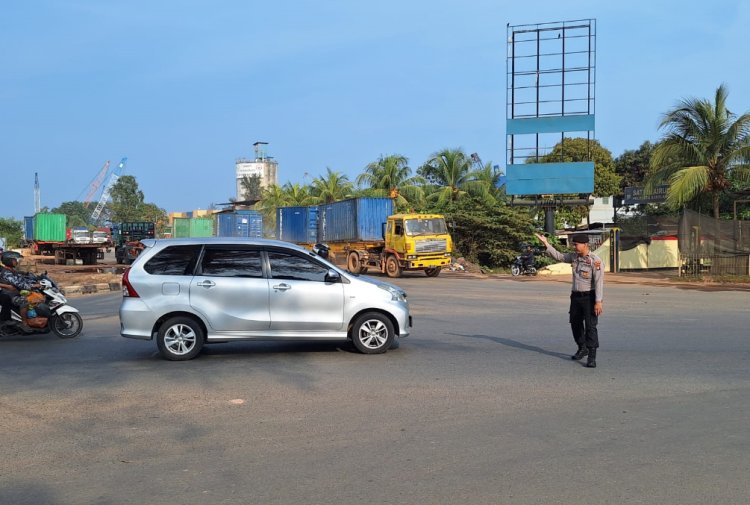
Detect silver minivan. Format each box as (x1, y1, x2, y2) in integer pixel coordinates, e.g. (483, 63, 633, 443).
(119, 238, 411, 360)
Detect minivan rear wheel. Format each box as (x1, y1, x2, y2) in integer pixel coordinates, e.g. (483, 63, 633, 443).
(157, 316, 205, 361)
(351, 312, 395, 354)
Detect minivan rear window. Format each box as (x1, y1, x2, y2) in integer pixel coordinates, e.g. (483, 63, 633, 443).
(144, 245, 201, 275)
(200, 247, 263, 278)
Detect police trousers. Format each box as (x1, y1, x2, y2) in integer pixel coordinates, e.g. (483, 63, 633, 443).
(569, 291, 599, 349)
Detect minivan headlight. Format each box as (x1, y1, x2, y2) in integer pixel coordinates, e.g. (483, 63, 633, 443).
(378, 284, 407, 302)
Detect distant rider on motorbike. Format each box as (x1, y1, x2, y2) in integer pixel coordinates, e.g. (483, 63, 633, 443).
(521, 244, 535, 272)
(0, 251, 42, 333)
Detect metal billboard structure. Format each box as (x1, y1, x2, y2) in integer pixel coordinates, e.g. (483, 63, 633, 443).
(506, 19, 597, 220)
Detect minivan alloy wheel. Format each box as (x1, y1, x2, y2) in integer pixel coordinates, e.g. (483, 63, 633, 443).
(351, 312, 395, 354)
(157, 316, 205, 360)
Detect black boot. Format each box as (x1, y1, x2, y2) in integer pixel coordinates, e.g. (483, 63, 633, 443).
(571, 346, 588, 360)
(585, 348, 597, 368)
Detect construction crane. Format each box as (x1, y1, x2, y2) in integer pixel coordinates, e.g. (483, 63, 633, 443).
(91, 157, 127, 223)
(82, 160, 111, 208)
(34, 172, 41, 213)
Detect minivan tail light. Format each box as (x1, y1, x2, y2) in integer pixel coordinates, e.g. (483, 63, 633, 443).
(122, 268, 140, 298)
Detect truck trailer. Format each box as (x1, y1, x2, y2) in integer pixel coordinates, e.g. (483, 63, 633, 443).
(277, 198, 453, 278)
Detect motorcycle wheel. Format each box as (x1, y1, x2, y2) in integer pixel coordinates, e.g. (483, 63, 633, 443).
(528, 266, 538, 276)
(511, 265, 521, 276)
(51, 312, 83, 338)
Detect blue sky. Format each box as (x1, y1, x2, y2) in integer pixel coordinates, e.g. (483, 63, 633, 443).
(2, 0, 749, 219)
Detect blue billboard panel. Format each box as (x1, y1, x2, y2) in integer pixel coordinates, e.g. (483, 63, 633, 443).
(506, 162, 594, 195)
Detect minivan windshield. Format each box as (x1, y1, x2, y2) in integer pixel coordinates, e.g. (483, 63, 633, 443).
(404, 218, 447, 236)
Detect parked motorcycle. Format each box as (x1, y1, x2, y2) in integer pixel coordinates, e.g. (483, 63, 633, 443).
(511, 256, 537, 276)
(0, 272, 83, 338)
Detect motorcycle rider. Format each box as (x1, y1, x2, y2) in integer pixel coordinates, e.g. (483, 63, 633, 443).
(520, 244, 535, 273)
(0, 251, 42, 333)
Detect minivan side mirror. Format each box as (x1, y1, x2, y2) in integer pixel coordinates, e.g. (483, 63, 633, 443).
(325, 269, 341, 283)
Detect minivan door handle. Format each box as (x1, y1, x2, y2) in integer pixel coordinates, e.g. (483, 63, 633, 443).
(272, 283, 291, 291)
(196, 280, 216, 288)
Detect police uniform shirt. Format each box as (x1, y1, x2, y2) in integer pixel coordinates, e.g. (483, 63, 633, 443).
(544, 245, 604, 303)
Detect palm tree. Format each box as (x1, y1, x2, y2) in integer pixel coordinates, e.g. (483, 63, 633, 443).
(648, 84, 750, 218)
(356, 154, 424, 211)
(419, 148, 475, 205)
(468, 161, 505, 205)
(311, 168, 354, 204)
(281, 182, 318, 206)
(254, 184, 289, 236)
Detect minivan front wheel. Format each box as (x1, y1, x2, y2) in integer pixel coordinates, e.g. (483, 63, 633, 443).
(351, 312, 395, 354)
(157, 317, 205, 361)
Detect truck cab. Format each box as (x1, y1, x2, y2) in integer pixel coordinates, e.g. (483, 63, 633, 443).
(66, 227, 92, 244)
(384, 214, 453, 277)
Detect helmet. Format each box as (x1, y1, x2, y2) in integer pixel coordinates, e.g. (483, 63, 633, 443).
(1, 251, 22, 268)
(312, 243, 330, 260)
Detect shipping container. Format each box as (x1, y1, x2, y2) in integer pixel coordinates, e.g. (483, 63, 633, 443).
(172, 217, 213, 238)
(216, 211, 263, 238)
(276, 207, 317, 244)
(189, 217, 214, 237)
(33, 213, 67, 242)
(23, 216, 34, 241)
(172, 218, 191, 238)
(317, 198, 393, 243)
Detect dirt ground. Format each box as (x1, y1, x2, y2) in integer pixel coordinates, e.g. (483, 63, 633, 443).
(18, 250, 123, 288)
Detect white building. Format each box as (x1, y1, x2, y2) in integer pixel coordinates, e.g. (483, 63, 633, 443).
(235, 141, 278, 201)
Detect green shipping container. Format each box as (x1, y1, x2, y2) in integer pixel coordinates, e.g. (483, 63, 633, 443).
(33, 213, 67, 241)
(189, 218, 214, 237)
(173, 218, 191, 238)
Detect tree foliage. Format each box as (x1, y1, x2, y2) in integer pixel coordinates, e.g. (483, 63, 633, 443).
(614, 141, 656, 190)
(50, 201, 94, 227)
(647, 84, 750, 218)
(240, 174, 263, 201)
(356, 154, 424, 211)
(108, 175, 167, 226)
(440, 197, 535, 268)
(0, 218, 24, 248)
(310, 168, 354, 204)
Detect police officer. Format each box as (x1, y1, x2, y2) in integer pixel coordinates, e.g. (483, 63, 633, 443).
(535, 233, 604, 368)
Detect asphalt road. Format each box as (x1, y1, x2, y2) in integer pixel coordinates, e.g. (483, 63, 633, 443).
(1, 274, 749, 505)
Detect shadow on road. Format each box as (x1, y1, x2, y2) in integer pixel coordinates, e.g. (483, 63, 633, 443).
(448, 332, 570, 361)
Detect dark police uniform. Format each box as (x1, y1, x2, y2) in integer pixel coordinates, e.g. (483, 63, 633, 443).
(544, 236, 604, 362)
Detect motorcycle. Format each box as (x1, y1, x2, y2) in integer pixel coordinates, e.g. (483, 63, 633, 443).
(511, 256, 537, 276)
(0, 272, 83, 338)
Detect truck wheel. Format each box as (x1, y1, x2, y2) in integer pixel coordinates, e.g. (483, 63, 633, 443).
(347, 252, 360, 274)
(350, 312, 394, 354)
(425, 266, 442, 277)
(385, 255, 402, 278)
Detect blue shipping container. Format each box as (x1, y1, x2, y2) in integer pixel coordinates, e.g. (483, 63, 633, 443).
(216, 212, 263, 238)
(276, 207, 314, 244)
(317, 197, 393, 243)
(24, 216, 34, 241)
(306, 206, 318, 243)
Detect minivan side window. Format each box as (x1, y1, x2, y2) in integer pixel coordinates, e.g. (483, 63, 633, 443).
(143, 245, 201, 275)
(200, 247, 263, 277)
(267, 251, 329, 282)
